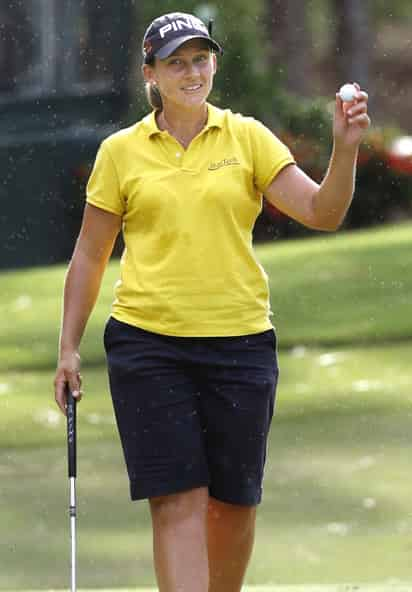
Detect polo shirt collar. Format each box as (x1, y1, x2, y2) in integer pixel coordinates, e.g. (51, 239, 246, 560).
(143, 103, 224, 138)
(204, 103, 224, 130)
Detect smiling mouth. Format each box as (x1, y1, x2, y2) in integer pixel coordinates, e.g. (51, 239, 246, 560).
(182, 84, 202, 92)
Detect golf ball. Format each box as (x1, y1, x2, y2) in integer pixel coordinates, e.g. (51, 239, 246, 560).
(339, 83, 357, 102)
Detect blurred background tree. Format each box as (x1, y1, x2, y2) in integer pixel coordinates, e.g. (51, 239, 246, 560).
(265, 0, 313, 97)
(332, 0, 371, 90)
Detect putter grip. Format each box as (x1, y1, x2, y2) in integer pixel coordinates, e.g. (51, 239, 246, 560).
(66, 387, 77, 478)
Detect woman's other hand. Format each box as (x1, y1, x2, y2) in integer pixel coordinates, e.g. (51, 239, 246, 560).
(334, 82, 370, 149)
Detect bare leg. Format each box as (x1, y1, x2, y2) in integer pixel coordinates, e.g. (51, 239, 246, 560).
(207, 497, 257, 592)
(149, 486, 209, 592)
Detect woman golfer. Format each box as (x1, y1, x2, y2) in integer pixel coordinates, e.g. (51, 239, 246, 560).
(55, 11, 370, 592)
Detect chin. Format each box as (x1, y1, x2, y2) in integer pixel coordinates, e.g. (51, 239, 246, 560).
(182, 93, 208, 108)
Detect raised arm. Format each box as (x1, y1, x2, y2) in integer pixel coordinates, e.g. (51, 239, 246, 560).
(264, 84, 370, 231)
(54, 203, 122, 414)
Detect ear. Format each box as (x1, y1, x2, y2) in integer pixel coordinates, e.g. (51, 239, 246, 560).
(142, 63, 156, 84)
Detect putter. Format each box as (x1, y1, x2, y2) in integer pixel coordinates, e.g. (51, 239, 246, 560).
(66, 386, 77, 592)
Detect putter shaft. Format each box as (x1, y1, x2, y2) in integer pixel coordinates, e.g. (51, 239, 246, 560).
(70, 476, 77, 592)
(67, 389, 77, 592)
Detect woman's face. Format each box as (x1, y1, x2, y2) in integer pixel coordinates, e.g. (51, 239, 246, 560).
(143, 38, 217, 110)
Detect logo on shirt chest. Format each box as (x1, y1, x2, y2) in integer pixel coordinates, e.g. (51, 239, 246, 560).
(208, 157, 240, 171)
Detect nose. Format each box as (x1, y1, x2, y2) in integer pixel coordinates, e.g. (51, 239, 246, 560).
(184, 61, 201, 77)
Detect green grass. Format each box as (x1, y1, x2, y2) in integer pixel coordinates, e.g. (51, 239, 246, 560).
(2, 344, 412, 589)
(1, 221, 412, 372)
(11, 586, 412, 592)
(262, 221, 412, 346)
(1, 222, 412, 590)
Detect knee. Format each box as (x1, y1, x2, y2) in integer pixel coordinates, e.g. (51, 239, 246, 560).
(149, 486, 209, 527)
(208, 498, 256, 542)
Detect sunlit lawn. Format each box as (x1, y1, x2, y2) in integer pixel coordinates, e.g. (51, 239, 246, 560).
(9, 586, 412, 592)
(1, 342, 412, 589)
(10, 587, 412, 592)
(1, 222, 412, 372)
(0, 222, 411, 590)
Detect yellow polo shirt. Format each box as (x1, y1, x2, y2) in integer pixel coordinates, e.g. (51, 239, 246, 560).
(86, 103, 295, 336)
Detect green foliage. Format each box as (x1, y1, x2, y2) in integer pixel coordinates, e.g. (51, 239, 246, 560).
(277, 95, 332, 141)
(349, 154, 412, 228)
(260, 92, 412, 232)
(306, 0, 412, 27)
(371, 0, 412, 22)
(274, 92, 333, 175)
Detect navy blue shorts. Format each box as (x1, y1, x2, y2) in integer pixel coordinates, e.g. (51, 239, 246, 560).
(103, 316, 279, 506)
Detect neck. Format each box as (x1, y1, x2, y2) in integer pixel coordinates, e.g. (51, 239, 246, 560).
(157, 103, 208, 148)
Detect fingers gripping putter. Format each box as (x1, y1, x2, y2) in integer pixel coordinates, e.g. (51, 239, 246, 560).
(66, 387, 77, 592)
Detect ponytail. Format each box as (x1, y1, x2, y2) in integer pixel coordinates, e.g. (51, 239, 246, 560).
(145, 82, 163, 111)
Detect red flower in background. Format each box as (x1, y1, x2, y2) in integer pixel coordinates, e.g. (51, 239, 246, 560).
(387, 136, 412, 175)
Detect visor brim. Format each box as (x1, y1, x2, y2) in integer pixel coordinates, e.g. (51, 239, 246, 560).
(155, 35, 223, 59)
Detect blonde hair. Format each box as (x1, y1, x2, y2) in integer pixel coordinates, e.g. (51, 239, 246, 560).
(145, 82, 163, 111)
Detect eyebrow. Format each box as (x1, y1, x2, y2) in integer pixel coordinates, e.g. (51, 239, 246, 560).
(168, 48, 210, 58)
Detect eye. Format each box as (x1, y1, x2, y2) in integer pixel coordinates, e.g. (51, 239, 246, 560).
(168, 58, 182, 66)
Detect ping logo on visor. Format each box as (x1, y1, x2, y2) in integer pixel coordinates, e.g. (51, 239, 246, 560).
(159, 15, 208, 39)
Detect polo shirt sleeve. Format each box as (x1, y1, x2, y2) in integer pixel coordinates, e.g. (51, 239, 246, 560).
(247, 118, 295, 194)
(86, 141, 125, 216)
